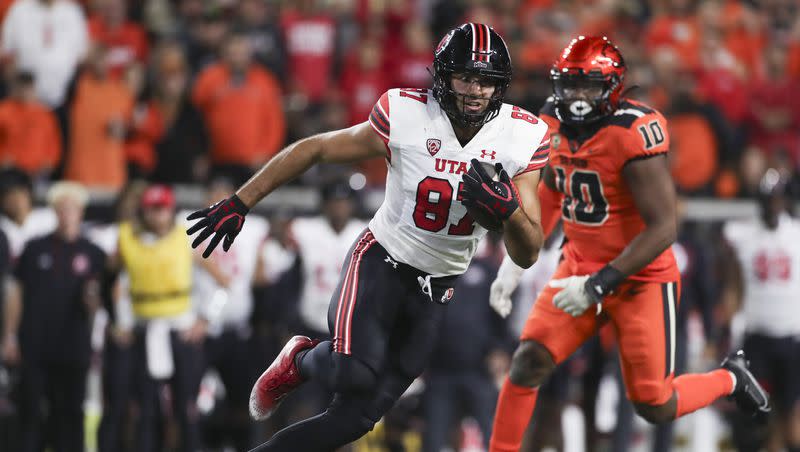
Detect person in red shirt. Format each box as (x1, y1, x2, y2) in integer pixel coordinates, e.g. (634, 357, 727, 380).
(0, 71, 61, 178)
(192, 31, 285, 185)
(340, 39, 390, 127)
(746, 43, 800, 166)
(280, 0, 337, 104)
(390, 20, 433, 89)
(694, 30, 749, 127)
(339, 39, 391, 186)
(88, 0, 148, 79)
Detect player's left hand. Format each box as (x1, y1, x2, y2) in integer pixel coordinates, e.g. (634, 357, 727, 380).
(550, 275, 602, 317)
(489, 256, 526, 318)
(462, 159, 520, 221)
(187, 195, 249, 258)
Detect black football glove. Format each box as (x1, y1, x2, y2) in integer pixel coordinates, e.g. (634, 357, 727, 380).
(186, 195, 249, 258)
(461, 158, 520, 222)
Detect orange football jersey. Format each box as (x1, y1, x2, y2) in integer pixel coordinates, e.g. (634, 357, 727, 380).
(540, 98, 679, 282)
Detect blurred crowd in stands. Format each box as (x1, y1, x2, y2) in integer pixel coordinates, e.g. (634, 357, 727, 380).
(1, 0, 800, 451)
(0, 0, 798, 196)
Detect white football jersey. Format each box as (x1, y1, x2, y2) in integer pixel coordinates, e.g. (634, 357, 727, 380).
(368, 88, 549, 276)
(723, 213, 800, 337)
(292, 217, 367, 333)
(192, 214, 269, 332)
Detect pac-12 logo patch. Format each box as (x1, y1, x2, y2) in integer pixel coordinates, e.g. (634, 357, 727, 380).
(427, 138, 442, 156)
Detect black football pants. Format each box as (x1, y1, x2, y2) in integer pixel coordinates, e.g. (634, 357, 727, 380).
(250, 229, 457, 451)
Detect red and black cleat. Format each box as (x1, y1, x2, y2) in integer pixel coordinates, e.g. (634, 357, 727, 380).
(249, 335, 319, 420)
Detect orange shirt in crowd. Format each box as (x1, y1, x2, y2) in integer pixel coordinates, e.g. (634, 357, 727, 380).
(0, 99, 61, 173)
(125, 101, 165, 173)
(88, 16, 149, 78)
(668, 113, 718, 192)
(65, 73, 133, 189)
(192, 64, 285, 166)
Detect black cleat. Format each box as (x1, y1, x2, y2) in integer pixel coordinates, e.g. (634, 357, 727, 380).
(721, 350, 771, 415)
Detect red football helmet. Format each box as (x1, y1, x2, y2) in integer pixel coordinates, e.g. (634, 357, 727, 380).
(550, 36, 626, 124)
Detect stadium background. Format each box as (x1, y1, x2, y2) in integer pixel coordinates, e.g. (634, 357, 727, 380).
(0, 0, 799, 451)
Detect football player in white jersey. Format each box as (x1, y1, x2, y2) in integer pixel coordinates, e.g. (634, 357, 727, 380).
(187, 23, 549, 451)
(722, 169, 800, 452)
(291, 183, 367, 338)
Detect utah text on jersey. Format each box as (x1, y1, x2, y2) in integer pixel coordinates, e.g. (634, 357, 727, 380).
(368, 88, 549, 276)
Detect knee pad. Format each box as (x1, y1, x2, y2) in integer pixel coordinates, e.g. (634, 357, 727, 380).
(509, 340, 556, 387)
(629, 380, 672, 407)
(331, 353, 378, 394)
(632, 401, 675, 425)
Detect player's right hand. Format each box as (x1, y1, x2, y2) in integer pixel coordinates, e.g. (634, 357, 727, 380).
(187, 195, 249, 258)
(462, 159, 520, 221)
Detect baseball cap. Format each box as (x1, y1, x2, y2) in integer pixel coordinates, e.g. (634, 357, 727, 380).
(141, 184, 175, 208)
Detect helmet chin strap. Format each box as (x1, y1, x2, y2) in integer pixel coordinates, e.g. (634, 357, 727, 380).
(446, 90, 491, 128)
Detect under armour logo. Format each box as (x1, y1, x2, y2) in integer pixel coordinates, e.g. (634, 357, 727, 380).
(480, 150, 496, 160)
(384, 256, 398, 269)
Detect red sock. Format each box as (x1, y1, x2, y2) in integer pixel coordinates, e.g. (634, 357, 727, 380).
(489, 378, 538, 452)
(672, 369, 734, 418)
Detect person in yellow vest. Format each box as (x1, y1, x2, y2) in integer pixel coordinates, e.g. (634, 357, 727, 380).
(113, 184, 227, 452)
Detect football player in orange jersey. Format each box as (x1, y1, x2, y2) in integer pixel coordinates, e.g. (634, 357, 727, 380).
(487, 36, 771, 452)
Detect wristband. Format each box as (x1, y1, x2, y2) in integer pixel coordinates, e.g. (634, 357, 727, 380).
(585, 264, 625, 301)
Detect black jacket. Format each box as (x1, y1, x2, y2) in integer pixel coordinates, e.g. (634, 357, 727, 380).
(15, 234, 105, 364)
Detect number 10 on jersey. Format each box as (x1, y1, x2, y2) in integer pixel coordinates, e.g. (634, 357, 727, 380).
(413, 177, 475, 235)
